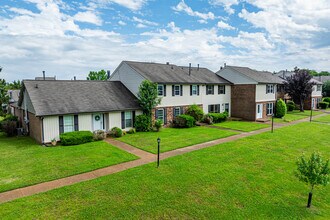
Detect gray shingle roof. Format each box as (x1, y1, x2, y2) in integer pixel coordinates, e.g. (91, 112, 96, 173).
(124, 61, 230, 84)
(275, 71, 323, 84)
(227, 66, 284, 84)
(19, 80, 140, 116)
(313, 76, 330, 83)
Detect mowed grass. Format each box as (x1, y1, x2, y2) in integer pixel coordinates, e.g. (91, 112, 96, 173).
(118, 127, 238, 153)
(213, 121, 269, 132)
(313, 114, 330, 123)
(0, 133, 138, 193)
(274, 110, 323, 123)
(0, 122, 329, 219)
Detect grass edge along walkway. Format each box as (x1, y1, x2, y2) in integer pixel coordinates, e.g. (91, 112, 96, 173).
(0, 112, 326, 204)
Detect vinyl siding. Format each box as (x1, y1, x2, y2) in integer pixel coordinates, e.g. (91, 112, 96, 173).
(255, 84, 276, 102)
(79, 114, 92, 131)
(108, 110, 142, 131)
(312, 85, 322, 97)
(43, 116, 60, 143)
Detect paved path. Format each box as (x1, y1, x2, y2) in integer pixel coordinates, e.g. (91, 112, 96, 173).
(0, 113, 326, 204)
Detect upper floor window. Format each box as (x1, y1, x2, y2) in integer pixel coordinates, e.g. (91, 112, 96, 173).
(191, 85, 198, 95)
(317, 85, 322, 91)
(172, 85, 182, 96)
(218, 85, 226, 94)
(266, 84, 274, 94)
(158, 84, 164, 96)
(206, 85, 214, 95)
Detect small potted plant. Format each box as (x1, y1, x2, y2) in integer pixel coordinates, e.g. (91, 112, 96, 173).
(51, 138, 57, 146)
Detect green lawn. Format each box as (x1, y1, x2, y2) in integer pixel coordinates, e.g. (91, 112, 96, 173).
(0, 133, 138, 193)
(118, 127, 239, 153)
(213, 121, 269, 132)
(274, 110, 323, 123)
(313, 114, 330, 123)
(0, 122, 329, 219)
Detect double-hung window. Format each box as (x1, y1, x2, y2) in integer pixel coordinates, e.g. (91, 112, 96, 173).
(317, 85, 322, 91)
(266, 84, 274, 94)
(266, 103, 274, 115)
(156, 109, 164, 123)
(174, 85, 180, 96)
(158, 84, 164, 96)
(63, 115, 74, 133)
(208, 104, 220, 113)
(173, 107, 181, 117)
(206, 85, 214, 95)
(125, 112, 132, 128)
(218, 85, 225, 94)
(191, 85, 198, 95)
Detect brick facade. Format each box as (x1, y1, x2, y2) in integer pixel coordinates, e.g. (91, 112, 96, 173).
(304, 96, 322, 110)
(28, 112, 43, 143)
(231, 85, 256, 121)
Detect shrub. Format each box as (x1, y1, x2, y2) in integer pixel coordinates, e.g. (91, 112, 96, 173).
(172, 114, 196, 128)
(318, 102, 329, 109)
(60, 131, 93, 146)
(185, 104, 204, 121)
(323, 97, 330, 104)
(154, 119, 163, 132)
(108, 127, 123, 138)
(286, 104, 295, 112)
(201, 114, 213, 125)
(3, 114, 18, 122)
(1, 121, 17, 137)
(93, 130, 106, 141)
(207, 112, 228, 123)
(275, 99, 287, 118)
(134, 114, 151, 132)
(127, 128, 136, 134)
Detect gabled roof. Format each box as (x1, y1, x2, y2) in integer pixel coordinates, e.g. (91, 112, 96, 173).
(275, 70, 323, 84)
(122, 61, 231, 84)
(225, 66, 284, 84)
(313, 76, 330, 83)
(18, 80, 140, 116)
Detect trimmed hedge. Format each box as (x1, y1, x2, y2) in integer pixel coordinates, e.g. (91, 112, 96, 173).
(60, 131, 93, 146)
(172, 114, 196, 128)
(323, 97, 330, 104)
(134, 114, 151, 132)
(207, 112, 228, 123)
(319, 102, 329, 109)
(185, 104, 204, 121)
(275, 99, 287, 118)
(109, 127, 123, 138)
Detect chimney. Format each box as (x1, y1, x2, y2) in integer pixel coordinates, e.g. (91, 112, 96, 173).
(220, 66, 223, 70)
(107, 70, 111, 79)
(224, 63, 226, 67)
(74, 76, 76, 80)
(189, 63, 191, 75)
(42, 71, 45, 80)
(197, 64, 199, 71)
(166, 62, 169, 65)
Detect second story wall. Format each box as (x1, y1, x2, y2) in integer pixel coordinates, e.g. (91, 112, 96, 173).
(312, 84, 322, 97)
(255, 84, 276, 102)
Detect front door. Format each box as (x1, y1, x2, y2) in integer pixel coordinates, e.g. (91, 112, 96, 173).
(93, 113, 104, 131)
(256, 104, 263, 119)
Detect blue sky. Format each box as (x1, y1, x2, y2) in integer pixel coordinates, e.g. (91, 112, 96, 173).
(0, 0, 329, 81)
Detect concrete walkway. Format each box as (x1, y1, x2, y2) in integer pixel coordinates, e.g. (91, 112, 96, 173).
(0, 113, 326, 204)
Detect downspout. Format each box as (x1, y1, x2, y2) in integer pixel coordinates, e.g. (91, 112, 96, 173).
(24, 91, 29, 133)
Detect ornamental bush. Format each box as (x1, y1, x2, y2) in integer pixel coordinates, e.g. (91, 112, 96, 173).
(154, 119, 162, 132)
(286, 104, 295, 112)
(108, 127, 123, 138)
(172, 114, 196, 128)
(185, 104, 204, 121)
(134, 114, 151, 132)
(93, 130, 107, 141)
(323, 97, 330, 104)
(207, 112, 228, 123)
(319, 102, 329, 109)
(275, 99, 287, 118)
(0, 114, 18, 136)
(127, 128, 136, 134)
(60, 131, 93, 146)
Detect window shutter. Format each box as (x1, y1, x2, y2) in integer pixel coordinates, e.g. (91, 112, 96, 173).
(180, 106, 183, 114)
(180, 85, 183, 96)
(208, 105, 211, 113)
(132, 111, 136, 127)
(212, 86, 214, 95)
(190, 85, 192, 96)
(164, 85, 166, 97)
(102, 114, 105, 130)
(74, 115, 79, 131)
(173, 107, 176, 117)
(121, 112, 125, 129)
(197, 85, 200, 95)
(218, 85, 220, 94)
(224, 85, 226, 94)
(164, 108, 167, 124)
(155, 109, 158, 119)
(172, 85, 175, 96)
(266, 85, 268, 94)
(59, 116, 64, 134)
(217, 104, 220, 113)
(206, 86, 209, 95)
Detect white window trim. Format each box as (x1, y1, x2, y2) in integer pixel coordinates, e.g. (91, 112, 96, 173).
(63, 115, 74, 133)
(125, 111, 132, 128)
(174, 107, 181, 117)
(191, 85, 198, 95)
(157, 109, 164, 122)
(266, 103, 273, 115)
(209, 104, 220, 113)
(266, 84, 274, 94)
(174, 85, 180, 96)
(219, 85, 225, 94)
(206, 85, 214, 95)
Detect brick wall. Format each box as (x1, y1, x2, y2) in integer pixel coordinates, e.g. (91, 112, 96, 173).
(304, 96, 322, 110)
(28, 112, 42, 143)
(231, 85, 256, 121)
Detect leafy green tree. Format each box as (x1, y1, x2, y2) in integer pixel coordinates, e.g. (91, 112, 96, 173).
(275, 99, 286, 118)
(6, 80, 21, 90)
(87, 70, 107, 80)
(295, 152, 329, 208)
(137, 80, 161, 118)
(0, 79, 9, 114)
(284, 68, 315, 112)
(323, 81, 330, 97)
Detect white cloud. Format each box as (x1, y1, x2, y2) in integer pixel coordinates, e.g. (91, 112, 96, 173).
(208, 0, 238, 14)
(92, 0, 148, 11)
(217, 21, 235, 30)
(173, 0, 215, 21)
(73, 11, 102, 26)
(136, 23, 147, 28)
(9, 7, 37, 17)
(132, 16, 158, 26)
(198, 20, 208, 24)
(118, 20, 127, 26)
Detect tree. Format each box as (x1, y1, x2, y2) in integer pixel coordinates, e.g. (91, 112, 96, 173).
(322, 81, 330, 97)
(7, 80, 21, 90)
(284, 68, 315, 112)
(87, 70, 107, 80)
(0, 79, 9, 114)
(137, 80, 161, 118)
(275, 99, 286, 118)
(295, 152, 329, 208)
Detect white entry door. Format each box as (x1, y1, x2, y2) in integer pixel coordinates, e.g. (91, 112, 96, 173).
(256, 104, 263, 119)
(93, 113, 104, 131)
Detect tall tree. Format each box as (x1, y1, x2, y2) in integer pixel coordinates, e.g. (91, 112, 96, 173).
(0, 79, 9, 113)
(7, 80, 22, 90)
(284, 68, 315, 112)
(137, 80, 161, 118)
(322, 81, 330, 97)
(87, 70, 107, 80)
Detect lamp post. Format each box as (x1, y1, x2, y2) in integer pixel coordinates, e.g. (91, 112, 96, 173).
(157, 137, 160, 168)
(310, 95, 313, 123)
(271, 100, 277, 133)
